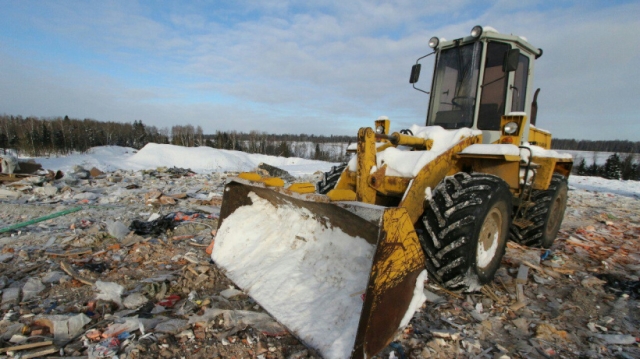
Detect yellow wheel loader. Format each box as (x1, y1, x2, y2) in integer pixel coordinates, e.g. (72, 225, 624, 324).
(212, 26, 573, 359)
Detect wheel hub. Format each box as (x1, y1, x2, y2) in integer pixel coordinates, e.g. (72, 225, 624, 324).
(477, 207, 503, 269)
(545, 191, 566, 238)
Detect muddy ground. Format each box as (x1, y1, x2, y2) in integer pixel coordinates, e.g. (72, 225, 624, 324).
(0, 168, 638, 358)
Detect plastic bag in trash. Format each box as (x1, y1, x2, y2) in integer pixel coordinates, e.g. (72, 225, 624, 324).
(129, 213, 177, 235)
(95, 281, 124, 307)
(88, 337, 120, 359)
(34, 313, 91, 344)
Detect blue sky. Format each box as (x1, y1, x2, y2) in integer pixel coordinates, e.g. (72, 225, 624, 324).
(0, 0, 638, 140)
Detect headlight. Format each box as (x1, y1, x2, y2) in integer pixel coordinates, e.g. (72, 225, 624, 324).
(470, 25, 483, 38)
(504, 121, 518, 134)
(428, 37, 439, 49)
(375, 125, 385, 134)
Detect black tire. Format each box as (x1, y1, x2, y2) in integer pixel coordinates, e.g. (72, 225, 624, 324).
(418, 173, 512, 292)
(316, 163, 347, 194)
(510, 174, 568, 248)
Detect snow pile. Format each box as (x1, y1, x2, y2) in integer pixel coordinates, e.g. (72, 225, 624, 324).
(399, 270, 428, 328)
(212, 192, 375, 359)
(460, 144, 520, 156)
(33, 144, 337, 177)
(128, 143, 334, 175)
(348, 125, 481, 177)
(34, 146, 138, 174)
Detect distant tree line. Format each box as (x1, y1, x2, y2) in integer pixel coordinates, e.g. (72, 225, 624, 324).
(200, 131, 354, 161)
(0, 115, 169, 156)
(164, 127, 353, 161)
(553, 139, 640, 153)
(11, 114, 636, 178)
(575, 153, 640, 180)
(0, 115, 354, 162)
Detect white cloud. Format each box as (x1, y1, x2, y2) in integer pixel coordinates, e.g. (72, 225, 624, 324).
(0, 1, 638, 140)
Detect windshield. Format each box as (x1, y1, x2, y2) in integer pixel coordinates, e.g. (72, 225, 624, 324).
(427, 42, 482, 129)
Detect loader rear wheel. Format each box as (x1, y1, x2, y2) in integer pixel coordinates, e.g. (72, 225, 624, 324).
(510, 174, 568, 248)
(419, 173, 511, 292)
(316, 163, 347, 194)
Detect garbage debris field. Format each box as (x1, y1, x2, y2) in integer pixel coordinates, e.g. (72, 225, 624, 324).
(0, 160, 639, 358)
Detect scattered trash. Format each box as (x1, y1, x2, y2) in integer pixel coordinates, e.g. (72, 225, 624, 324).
(0, 158, 638, 358)
(596, 334, 638, 345)
(34, 313, 91, 343)
(21, 277, 46, 301)
(535, 323, 568, 342)
(60, 260, 96, 285)
(129, 213, 176, 235)
(87, 337, 120, 359)
(154, 319, 189, 334)
(42, 271, 68, 284)
(129, 211, 213, 235)
(157, 294, 181, 308)
(596, 274, 640, 299)
(102, 318, 143, 338)
(123, 292, 149, 309)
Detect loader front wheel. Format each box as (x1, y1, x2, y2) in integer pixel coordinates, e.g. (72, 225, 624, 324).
(510, 174, 568, 248)
(419, 173, 511, 292)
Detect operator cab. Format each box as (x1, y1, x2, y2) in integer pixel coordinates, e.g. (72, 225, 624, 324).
(410, 26, 542, 144)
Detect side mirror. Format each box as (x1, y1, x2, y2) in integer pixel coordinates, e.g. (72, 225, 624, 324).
(503, 48, 520, 72)
(409, 64, 421, 84)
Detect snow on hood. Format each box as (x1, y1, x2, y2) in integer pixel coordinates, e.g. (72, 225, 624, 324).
(520, 145, 573, 162)
(348, 126, 481, 178)
(460, 144, 520, 156)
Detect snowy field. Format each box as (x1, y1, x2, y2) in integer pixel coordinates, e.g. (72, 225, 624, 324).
(24, 144, 640, 198)
(569, 175, 640, 198)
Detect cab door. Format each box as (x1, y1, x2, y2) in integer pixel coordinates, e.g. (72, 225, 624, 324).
(476, 41, 534, 144)
(510, 53, 530, 114)
(476, 42, 511, 143)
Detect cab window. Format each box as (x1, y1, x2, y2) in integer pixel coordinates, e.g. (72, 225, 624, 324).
(511, 54, 529, 112)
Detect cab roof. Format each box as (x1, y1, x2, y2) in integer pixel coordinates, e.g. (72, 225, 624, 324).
(437, 27, 542, 58)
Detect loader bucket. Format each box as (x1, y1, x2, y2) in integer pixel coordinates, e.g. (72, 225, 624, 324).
(212, 179, 427, 359)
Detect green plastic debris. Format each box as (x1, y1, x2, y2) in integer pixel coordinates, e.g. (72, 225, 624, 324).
(0, 206, 83, 234)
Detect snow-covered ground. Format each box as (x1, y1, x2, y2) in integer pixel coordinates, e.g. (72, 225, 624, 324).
(569, 175, 640, 198)
(25, 144, 640, 197)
